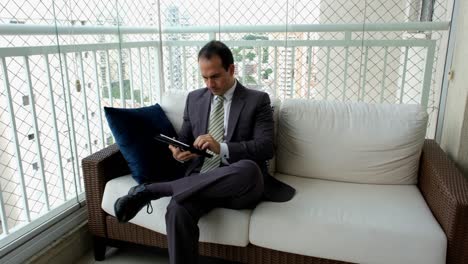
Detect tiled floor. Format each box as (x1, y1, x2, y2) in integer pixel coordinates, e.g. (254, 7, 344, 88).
(76, 247, 168, 264)
(75, 246, 239, 264)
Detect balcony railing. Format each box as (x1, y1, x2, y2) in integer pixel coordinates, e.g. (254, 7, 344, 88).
(0, 22, 450, 246)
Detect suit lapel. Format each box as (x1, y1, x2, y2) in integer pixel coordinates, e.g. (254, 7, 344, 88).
(226, 82, 246, 142)
(198, 89, 212, 134)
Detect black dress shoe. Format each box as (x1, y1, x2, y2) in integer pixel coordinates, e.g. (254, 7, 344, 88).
(114, 183, 154, 223)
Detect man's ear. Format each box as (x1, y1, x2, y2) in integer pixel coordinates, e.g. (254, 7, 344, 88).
(228, 64, 235, 76)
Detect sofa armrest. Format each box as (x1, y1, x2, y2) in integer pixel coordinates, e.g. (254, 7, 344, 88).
(418, 139, 468, 264)
(82, 143, 130, 237)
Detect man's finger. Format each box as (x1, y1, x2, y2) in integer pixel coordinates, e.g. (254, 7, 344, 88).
(193, 137, 201, 149)
(187, 153, 199, 159)
(169, 144, 179, 153)
(194, 138, 205, 149)
(178, 151, 195, 161)
(201, 141, 210, 150)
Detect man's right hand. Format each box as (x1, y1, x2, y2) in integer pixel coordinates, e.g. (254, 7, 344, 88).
(168, 144, 199, 162)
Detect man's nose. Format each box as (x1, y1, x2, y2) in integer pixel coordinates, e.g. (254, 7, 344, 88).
(206, 78, 215, 88)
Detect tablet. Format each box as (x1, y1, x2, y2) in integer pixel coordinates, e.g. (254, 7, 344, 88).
(154, 134, 213, 158)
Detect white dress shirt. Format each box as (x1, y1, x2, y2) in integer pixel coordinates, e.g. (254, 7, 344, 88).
(212, 79, 237, 164)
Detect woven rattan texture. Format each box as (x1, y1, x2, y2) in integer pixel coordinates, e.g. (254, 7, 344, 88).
(83, 144, 130, 237)
(418, 140, 468, 264)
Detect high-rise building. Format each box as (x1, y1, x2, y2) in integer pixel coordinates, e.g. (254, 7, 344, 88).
(164, 5, 191, 90)
(275, 33, 307, 98)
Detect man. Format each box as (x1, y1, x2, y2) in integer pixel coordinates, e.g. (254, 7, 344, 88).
(114, 41, 295, 264)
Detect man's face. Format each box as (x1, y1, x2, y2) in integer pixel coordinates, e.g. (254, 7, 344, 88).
(199, 55, 235, 96)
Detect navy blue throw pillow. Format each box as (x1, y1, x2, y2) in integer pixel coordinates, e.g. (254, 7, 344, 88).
(104, 104, 185, 184)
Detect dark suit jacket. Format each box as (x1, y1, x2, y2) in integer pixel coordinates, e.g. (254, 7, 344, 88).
(177, 81, 295, 202)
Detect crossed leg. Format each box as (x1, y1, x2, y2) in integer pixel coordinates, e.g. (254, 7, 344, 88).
(164, 159, 264, 264)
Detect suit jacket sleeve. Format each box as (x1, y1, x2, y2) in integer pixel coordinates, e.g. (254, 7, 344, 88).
(177, 95, 195, 145)
(226, 93, 274, 162)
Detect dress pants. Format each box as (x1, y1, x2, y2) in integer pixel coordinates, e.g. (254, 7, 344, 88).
(164, 159, 264, 264)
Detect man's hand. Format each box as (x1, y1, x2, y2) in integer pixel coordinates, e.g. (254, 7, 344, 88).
(193, 134, 221, 154)
(168, 145, 199, 162)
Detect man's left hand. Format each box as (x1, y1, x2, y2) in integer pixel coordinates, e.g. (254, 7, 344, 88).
(193, 134, 221, 154)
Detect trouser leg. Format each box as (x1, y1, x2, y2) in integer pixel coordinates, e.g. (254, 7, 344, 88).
(172, 159, 264, 207)
(144, 159, 263, 205)
(164, 160, 264, 264)
(165, 197, 211, 264)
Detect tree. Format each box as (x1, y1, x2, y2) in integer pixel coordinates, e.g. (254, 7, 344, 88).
(245, 75, 256, 84)
(232, 47, 243, 62)
(246, 51, 256, 61)
(262, 47, 269, 63)
(242, 34, 268, 41)
(102, 79, 142, 102)
(262, 68, 273, 79)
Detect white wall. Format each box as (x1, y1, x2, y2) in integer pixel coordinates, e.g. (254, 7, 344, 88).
(440, 0, 468, 176)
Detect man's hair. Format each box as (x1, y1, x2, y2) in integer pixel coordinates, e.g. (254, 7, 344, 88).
(198, 41, 234, 71)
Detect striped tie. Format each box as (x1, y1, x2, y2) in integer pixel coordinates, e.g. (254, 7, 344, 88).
(201, 95, 225, 173)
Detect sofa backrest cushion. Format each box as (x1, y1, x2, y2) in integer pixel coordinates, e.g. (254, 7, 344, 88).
(276, 99, 428, 184)
(160, 91, 187, 133)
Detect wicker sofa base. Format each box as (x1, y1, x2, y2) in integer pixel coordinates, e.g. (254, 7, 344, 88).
(103, 216, 352, 264)
(84, 140, 468, 263)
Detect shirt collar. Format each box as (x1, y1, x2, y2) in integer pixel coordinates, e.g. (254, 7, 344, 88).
(216, 79, 236, 102)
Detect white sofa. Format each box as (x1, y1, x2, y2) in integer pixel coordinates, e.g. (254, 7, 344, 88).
(84, 92, 468, 264)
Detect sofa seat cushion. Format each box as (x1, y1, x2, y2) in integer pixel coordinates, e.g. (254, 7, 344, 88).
(102, 175, 252, 247)
(249, 174, 447, 264)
